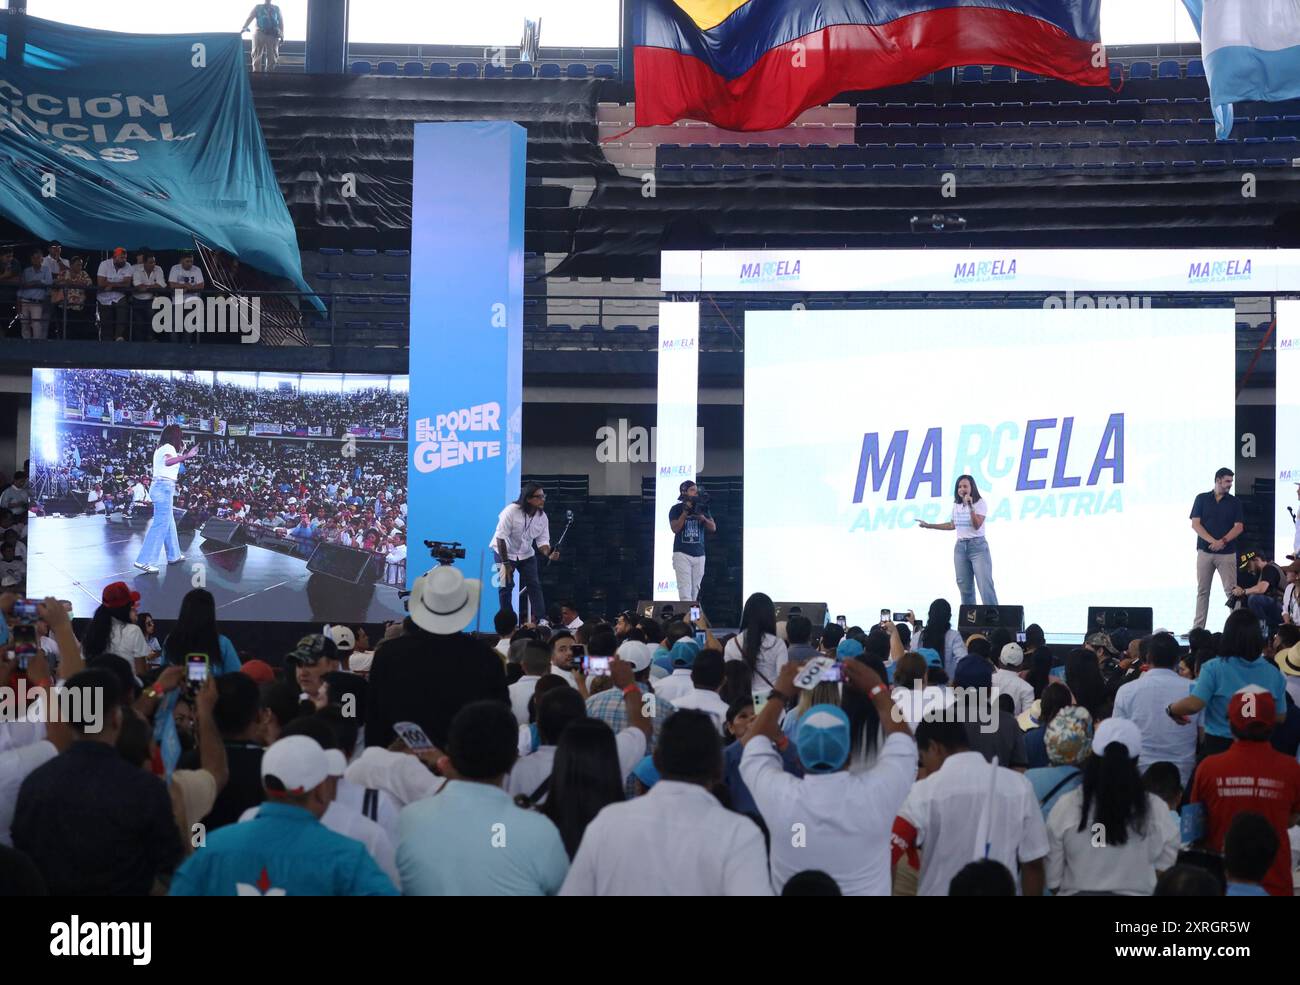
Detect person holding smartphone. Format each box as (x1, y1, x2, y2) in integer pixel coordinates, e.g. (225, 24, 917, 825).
(669, 481, 716, 601)
(134, 423, 198, 573)
(918, 474, 998, 606)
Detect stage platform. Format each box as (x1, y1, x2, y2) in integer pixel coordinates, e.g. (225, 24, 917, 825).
(27, 514, 407, 624)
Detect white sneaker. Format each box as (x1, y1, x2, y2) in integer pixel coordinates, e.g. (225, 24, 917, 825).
(133, 562, 158, 573)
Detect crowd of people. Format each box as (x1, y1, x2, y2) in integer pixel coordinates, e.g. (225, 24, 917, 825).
(51, 369, 407, 436)
(0, 470, 31, 596)
(1, 243, 209, 341)
(32, 426, 407, 580)
(2, 564, 1298, 897)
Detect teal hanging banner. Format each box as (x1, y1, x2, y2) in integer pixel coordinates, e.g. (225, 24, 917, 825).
(0, 15, 315, 303)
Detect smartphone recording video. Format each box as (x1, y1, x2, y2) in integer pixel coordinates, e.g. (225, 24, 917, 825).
(583, 656, 611, 676)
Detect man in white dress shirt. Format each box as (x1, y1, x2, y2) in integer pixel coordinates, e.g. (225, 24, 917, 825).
(561, 708, 771, 895)
(489, 482, 558, 624)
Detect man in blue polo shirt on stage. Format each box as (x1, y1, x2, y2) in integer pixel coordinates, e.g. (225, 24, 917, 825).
(1189, 467, 1245, 629)
(170, 735, 397, 896)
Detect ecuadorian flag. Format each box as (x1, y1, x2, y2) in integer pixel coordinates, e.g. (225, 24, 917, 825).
(633, 0, 1108, 130)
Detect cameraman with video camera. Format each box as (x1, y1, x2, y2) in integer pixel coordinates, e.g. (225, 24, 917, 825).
(668, 480, 716, 601)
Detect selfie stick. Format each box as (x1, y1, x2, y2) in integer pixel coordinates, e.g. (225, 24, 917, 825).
(546, 510, 574, 567)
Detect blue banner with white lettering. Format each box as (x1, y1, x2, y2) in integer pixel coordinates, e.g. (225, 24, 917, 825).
(407, 122, 525, 629)
(0, 15, 314, 302)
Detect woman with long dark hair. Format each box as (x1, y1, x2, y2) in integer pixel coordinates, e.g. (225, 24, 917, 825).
(918, 598, 968, 678)
(723, 592, 788, 693)
(918, 474, 999, 606)
(162, 588, 242, 675)
(82, 580, 152, 674)
(541, 719, 626, 858)
(1063, 648, 1108, 721)
(1166, 607, 1287, 757)
(134, 423, 198, 572)
(1045, 718, 1178, 895)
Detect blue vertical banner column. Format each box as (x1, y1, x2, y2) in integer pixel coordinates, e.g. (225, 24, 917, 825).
(653, 301, 700, 599)
(408, 122, 526, 629)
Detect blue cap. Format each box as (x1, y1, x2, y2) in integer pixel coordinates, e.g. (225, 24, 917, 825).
(669, 639, 701, 668)
(631, 755, 660, 789)
(916, 647, 943, 669)
(954, 655, 994, 689)
(836, 638, 864, 659)
(651, 646, 674, 672)
(795, 704, 852, 774)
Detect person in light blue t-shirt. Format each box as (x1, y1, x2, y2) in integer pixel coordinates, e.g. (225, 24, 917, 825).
(1167, 610, 1286, 756)
(397, 700, 569, 896)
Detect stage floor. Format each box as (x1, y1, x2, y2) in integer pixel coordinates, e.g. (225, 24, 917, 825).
(28, 514, 407, 624)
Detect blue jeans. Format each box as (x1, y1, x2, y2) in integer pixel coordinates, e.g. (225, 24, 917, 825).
(1247, 594, 1283, 635)
(135, 478, 182, 565)
(954, 537, 998, 606)
(495, 551, 545, 624)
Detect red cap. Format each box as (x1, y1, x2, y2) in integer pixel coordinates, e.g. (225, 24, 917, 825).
(101, 580, 140, 609)
(239, 659, 275, 685)
(112, 247, 127, 258)
(1229, 687, 1276, 735)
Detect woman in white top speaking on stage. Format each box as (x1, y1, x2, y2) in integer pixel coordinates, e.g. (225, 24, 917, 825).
(134, 423, 199, 573)
(918, 474, 998, 606)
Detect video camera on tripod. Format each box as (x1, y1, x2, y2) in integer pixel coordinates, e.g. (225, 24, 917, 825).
(424, 540, 466, 566)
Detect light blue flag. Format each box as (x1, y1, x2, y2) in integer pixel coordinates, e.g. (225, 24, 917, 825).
(1183, 0, 1300, 140)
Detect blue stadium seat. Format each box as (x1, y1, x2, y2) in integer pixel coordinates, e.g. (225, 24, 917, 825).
(1018, 71, 1041, 82)
(430, 62, 451, 78)
(1263, 158, 1291, 167)
(512, 62, 535, 78)
(352, 249, 378, 257)
(751, 163, 777, 171)
(690, 164, 715, 171)
(381, 296, 406, 305)
(377, 61, 399, 76)
(1158, 60, 1181, 79)
(1188, 59, 1206, 78)
(539, 63, 562, 79)
(379, 322, 406, 333)
(1129, 62, 1152, 80)
(1172, 161, 1197, 168)
(457, 62, 479, 78)
(594, 63, 617, 78)
(989, 66, 1012, 82)
(317, 247, 344, 256)
(567, 63, 589, 78)
(344, 321, 372, 331)
(402, 61, 423, 77)
(1020, 163, 1046, 171)
(382, 273, 408, 283)
(1110, 62, 1123, 83)
(719, 164, 746, 172)
(1255, 115, 1281, 123)
(350, 61, 372, 75)
(1080, 162, 1105, 170)
(316, 272, 343, 281)
(960, 66, 983, 82)
(484, 64, 507, 79)
(347, 272, 376, 282)
(383, 249, 411, 258)
(902, 163, 927, 171)
(1203, 159, 1227, 167)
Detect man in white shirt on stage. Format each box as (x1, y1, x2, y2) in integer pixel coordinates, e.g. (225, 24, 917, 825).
(490, 482, 558, 625)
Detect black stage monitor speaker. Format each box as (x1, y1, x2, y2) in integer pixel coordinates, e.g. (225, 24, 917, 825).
(1087, 606, 1153, 637)
(773, 602, 829, 628)
(958, 604, 1025, 637)
(306, 542, 375, 584)
(173, 507, 191, 530)
(637, 599, 698, 623)
(198, 518, 241, 545)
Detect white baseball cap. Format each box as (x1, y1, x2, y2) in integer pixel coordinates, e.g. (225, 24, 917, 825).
(1091, 717, 1142, 760)
(324, 624, 356, 652)
(617, 640, 652, 673)
(999, 642, 1024, 667)
(261, 735, 346, 795)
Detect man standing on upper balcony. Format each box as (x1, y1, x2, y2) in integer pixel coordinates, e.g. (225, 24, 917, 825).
(242, 1, 284, 74)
